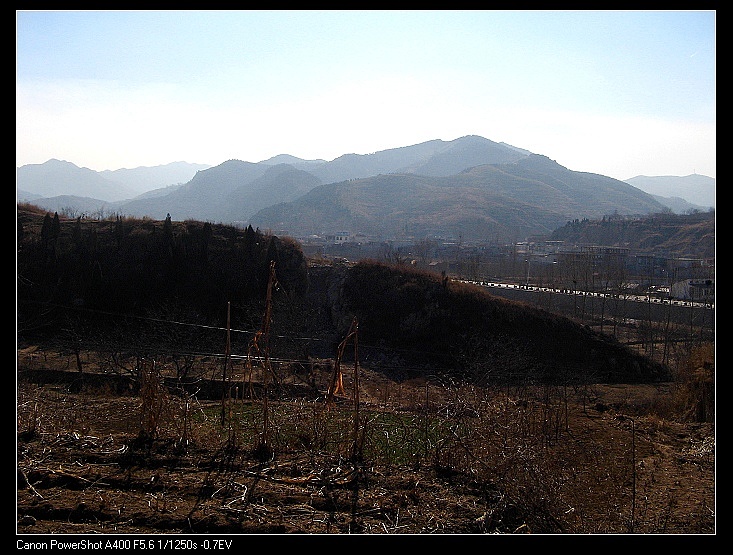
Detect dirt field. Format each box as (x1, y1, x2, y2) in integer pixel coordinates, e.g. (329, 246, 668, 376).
(17, 351, 715, 537)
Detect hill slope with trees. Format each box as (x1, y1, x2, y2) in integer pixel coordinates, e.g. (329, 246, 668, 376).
(549, 210, 715, 259)
(17, 204, 670, 385)
(16, 204, 309, 332)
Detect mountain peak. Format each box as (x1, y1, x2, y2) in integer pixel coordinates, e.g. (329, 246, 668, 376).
(260, 154, 326, 165)
(44, 159, 76, 168)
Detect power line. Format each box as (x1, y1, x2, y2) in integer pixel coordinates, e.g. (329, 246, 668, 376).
(17, 299, 459, 364)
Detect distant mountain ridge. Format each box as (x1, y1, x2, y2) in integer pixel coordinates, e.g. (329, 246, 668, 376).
(100, 161, 211, 196)
(298, 135, 528, 185)
(17, 159, 137, 202)
(646, 194, 709, 215)
(624, 174, 715, 210)
(17, 160, 210, 203)
(16, 135, 713, 242)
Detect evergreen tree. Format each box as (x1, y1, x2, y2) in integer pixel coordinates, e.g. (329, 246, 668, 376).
(114, 215, 124, 249)
(244, 224, 257, 259)
(40, 213, 52, 248)
(201, 221, 212, 263)
(162, 213, 174, 259)
(73, 216, 82, 244)
(51, 212, 61, 241)
(163, 213, 173, 237)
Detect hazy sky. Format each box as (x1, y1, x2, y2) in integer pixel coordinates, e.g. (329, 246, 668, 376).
(16, 10, 716, 180)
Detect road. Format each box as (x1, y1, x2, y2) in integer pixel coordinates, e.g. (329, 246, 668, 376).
(459, 279, 713, 309)
(457, 279, 715, 331)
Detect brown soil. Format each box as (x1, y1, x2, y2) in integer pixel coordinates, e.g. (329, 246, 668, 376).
(17, 350, 715, 537)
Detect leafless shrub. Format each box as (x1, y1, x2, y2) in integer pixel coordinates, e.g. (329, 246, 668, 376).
(138, 359, 170, 442)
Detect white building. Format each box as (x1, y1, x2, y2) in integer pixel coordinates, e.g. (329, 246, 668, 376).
(670, 279, 715, 302)
(324, 232, 350, 244)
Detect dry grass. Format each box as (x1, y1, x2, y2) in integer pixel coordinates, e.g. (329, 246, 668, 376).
(17, 345, 715, 535)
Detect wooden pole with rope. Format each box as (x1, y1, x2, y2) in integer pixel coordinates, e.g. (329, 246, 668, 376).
(258, 261, 279, 454)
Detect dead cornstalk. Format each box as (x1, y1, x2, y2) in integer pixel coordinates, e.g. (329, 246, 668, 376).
(326, 317, 362, 461)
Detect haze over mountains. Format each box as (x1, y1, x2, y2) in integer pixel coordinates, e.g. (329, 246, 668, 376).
(625, 174, 715, 210)
(17, 159, 212, 202)
(17, 135, 714, 242)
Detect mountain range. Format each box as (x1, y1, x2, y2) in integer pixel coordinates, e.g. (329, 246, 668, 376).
(16, 159, 211, 202)
(16, 135, 715, 242)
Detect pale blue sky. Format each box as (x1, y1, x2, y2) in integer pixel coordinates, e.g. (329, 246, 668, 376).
(16, 10, 715, 180)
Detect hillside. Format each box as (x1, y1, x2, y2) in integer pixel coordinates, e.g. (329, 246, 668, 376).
(549, 210, 716, 259)
(220, 163, 323, 223)
(250, 155, 665, 242)
(116, 160, 271, 222)
(328, 261, 670, 384)
(16, 205, 309, 331)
